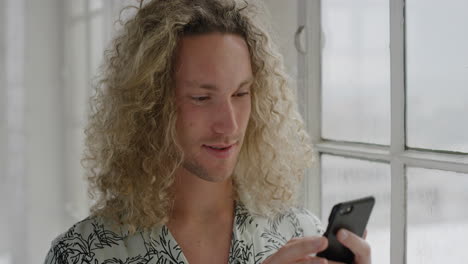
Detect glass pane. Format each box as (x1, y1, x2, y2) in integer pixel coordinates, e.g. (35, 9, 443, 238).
(406, 0, 468, 152)
(407, 167, 468, 263)
(321, 0, 390, 145)
(321, 155, 390, 264)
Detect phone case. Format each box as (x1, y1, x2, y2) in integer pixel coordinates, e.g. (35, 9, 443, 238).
(317, 196, 375, 263)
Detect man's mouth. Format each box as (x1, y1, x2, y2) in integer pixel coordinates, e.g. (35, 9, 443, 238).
(205, 145, 231, 150)
(202, 143, 236, 158)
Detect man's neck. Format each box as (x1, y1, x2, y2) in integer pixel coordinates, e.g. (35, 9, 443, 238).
(169, 168, 235, 226)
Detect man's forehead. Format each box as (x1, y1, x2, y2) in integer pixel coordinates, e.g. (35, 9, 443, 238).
(182, 77, 254, 91)
(173, 33, 253, 92)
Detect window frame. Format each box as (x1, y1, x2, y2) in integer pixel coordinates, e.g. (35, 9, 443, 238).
(298, 0, 468, 264)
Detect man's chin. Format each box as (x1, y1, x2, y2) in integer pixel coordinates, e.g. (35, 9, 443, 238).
(182, 161, 234, 183)
(199, 174, 232, 183)
(194, 167, 234, 183)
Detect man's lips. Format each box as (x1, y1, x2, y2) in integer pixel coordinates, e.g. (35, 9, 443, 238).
(202, 143, 237, 158)
(203, 143, 236, 149)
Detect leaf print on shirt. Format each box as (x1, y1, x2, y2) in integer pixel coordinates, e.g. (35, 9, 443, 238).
(255, 208, 311, 262)
(91, 221, 124, 249)
(234, 202, 256, 235)
(44, 203, 324, 264)
(144, 226, 184, 263)
(102, 256, 148, 264)
(46, 218, 126, 264)
(228, 236, 254, 264)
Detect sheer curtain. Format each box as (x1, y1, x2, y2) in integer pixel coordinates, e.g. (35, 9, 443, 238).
(1, 0, 68, 263)
(0, 1, 131, 263)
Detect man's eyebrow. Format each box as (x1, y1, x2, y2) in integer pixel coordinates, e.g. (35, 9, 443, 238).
(238, 76, 254, 88)
(185, 76, 254, 91)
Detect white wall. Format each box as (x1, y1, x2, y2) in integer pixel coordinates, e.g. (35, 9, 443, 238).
(24, 0, 67, 261)
(0, 0, 8, 262)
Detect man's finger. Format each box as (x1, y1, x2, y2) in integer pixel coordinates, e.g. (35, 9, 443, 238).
(265, 237, 328, 264)
(336, 229, 371, 260)
(363, 229, 368, 240)
(295, 256, 328, 264)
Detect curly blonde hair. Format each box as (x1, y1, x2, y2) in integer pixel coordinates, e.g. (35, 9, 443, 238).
(84, 0, 314, 233)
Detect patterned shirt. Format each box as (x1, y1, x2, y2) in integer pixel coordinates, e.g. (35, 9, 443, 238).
(44, 202, 324, 264)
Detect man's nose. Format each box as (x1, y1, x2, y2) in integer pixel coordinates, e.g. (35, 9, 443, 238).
(212, 101, 238, 135)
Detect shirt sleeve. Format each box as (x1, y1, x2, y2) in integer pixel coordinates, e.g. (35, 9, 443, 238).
(43, 238, 65, 264)
(43, 247, 57, 264)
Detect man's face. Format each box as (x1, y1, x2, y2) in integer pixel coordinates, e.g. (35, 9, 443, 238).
(174, 33, 253, 183)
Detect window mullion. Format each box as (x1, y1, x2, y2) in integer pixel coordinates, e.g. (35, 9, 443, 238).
(316, 140, 468, 173)
(390, 160, 406, 264)
(301, 0, 322, 217)
(401, 150, 468, 174)
(315, 141, 391, 162)
(390, 0, 407, 263)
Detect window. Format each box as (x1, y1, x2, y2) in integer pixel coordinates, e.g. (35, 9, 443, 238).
(298, 0, 468, 263)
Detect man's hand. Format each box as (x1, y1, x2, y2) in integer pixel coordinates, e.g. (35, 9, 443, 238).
(263, 229, 371, 264)
(262, 236, 328, 264)
(328, 229, 371, 264)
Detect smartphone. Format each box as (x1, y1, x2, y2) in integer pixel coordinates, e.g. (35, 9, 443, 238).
(317, 196, 375, 263)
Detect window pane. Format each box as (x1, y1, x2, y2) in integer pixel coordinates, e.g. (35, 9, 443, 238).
(321, 155, 390, 264)
(321, 0, 390, 145)
(407, 167, 468, 263)
(406, 0, 468, 152)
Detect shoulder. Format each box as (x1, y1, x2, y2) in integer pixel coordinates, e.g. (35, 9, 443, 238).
(235, 202, 324, 239)
(43, 215, 129, 264)
(284, 207, 325, 237)
(233, 204, 325, 263)
(263, 206, 325, 239)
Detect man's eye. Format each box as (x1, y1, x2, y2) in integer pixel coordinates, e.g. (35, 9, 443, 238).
(191, 96, 210, 102)
(235, 92, 250, 97)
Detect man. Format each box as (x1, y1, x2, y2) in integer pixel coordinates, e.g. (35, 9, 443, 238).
(45, 0, 371, 263)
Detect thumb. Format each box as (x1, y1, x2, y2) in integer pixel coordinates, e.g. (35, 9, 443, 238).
(336, 229, 371, 261)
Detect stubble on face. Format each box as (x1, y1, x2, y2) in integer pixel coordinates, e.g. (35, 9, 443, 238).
(182, 159, 212, 181)
(181, 148, 239, 182)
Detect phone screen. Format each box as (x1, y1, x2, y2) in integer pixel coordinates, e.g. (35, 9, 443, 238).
(317, 196, 375, 263)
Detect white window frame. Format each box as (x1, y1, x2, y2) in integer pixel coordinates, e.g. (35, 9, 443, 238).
(297, 0, 468, 264)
